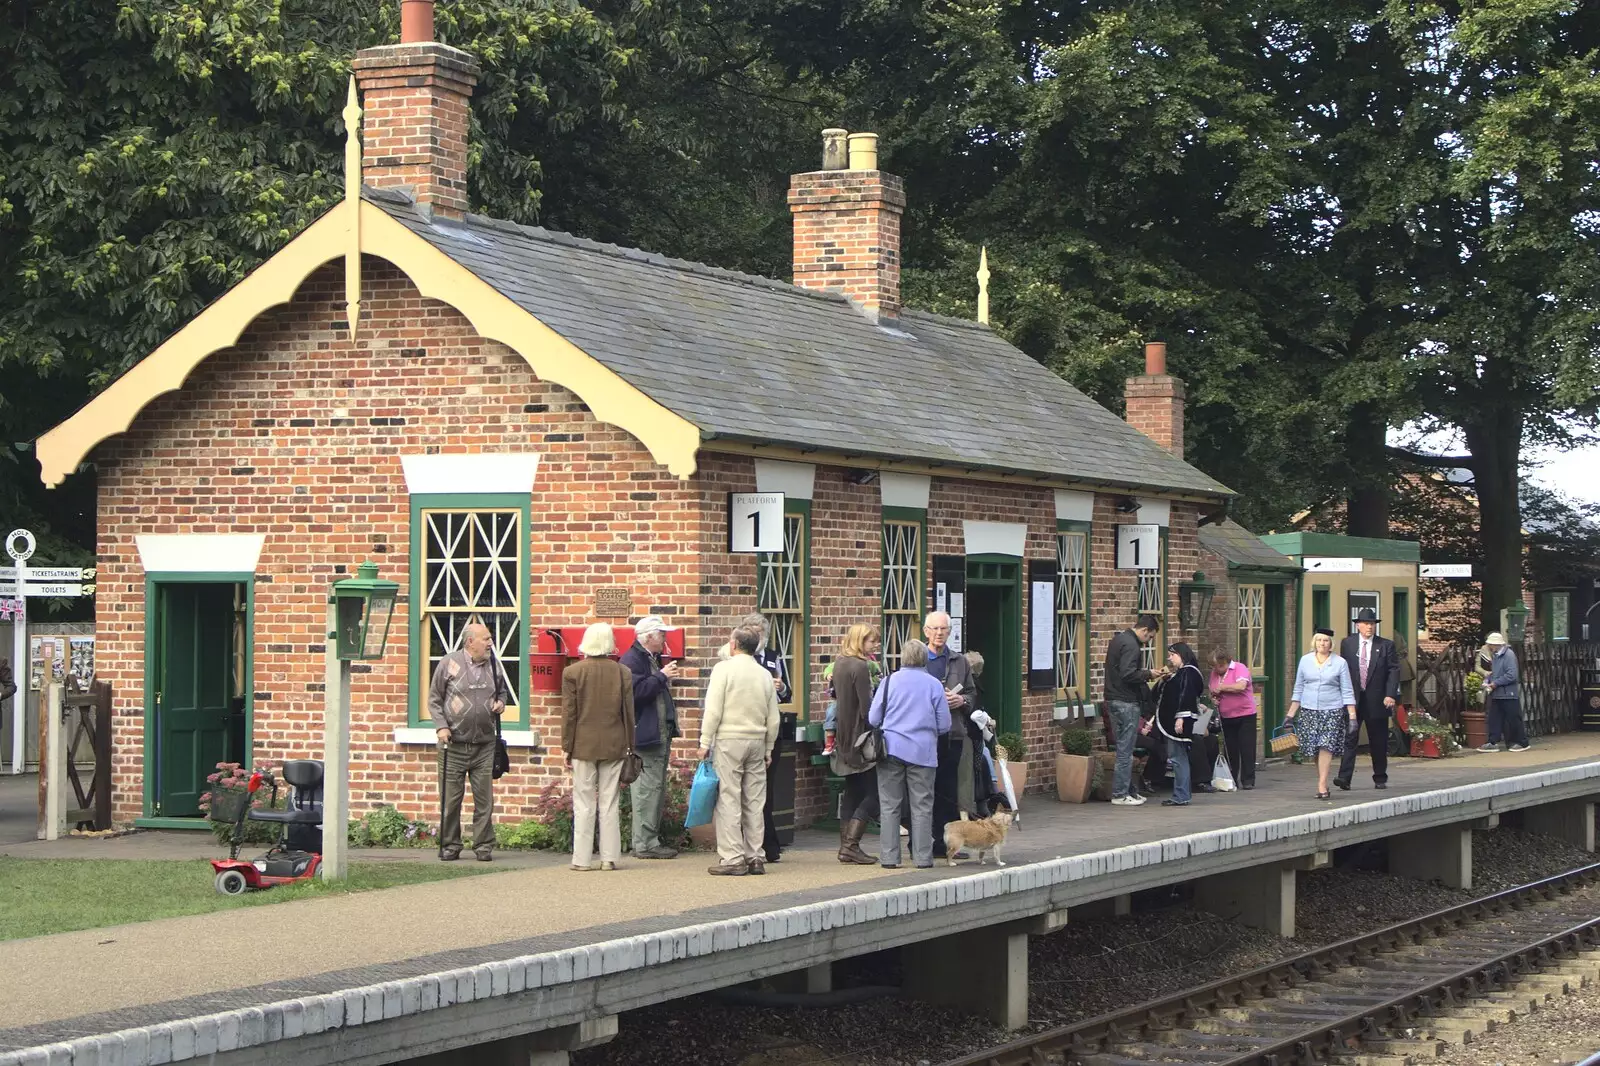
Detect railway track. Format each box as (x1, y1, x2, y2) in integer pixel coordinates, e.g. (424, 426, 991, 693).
(942, 863, 1600, 1066)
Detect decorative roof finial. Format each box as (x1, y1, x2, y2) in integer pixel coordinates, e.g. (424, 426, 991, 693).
(977, 246, 991, 325)
(343, 77, 362, 340)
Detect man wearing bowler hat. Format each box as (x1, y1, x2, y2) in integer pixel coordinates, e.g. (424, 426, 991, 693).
(1335, 607, 1402, 790)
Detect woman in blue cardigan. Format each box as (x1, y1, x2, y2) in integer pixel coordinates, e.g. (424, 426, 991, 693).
(1286, 628, 1357, 800)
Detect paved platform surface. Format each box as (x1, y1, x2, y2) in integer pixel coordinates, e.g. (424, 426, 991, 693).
(0, 772, 37, 846)
(2, 735, 1597, 1059)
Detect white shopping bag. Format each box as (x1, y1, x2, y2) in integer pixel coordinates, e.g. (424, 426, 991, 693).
(1212, 750, 1238, 792)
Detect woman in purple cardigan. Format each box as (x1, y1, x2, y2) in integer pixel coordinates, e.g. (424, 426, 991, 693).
(869, 638, 951, 868)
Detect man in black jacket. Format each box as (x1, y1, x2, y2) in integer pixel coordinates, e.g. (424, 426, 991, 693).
(1104, 615, 1162, 805)
(620, 616, 682, 858)
(1335, 607, 1402, 791)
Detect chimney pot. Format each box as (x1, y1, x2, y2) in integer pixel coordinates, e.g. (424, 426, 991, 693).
(821, 128, 849, 171)
(1144, 341, 1167, 376)
(847, 132, 879, 171)
(400, 0, 434, 43)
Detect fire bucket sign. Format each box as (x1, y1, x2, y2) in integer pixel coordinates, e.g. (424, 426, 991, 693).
(728, 493, 785, 553)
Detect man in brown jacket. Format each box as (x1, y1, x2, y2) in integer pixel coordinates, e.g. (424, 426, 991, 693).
(430, 623, 509, 861)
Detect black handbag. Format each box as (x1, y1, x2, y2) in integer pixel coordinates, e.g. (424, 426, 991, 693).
(619, 664, 644, 786)
(853, 670, 890, 766)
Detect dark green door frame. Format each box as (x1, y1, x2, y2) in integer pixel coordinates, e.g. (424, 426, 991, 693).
(139, 573, 254, 828)
(966, 554, 1023, 737)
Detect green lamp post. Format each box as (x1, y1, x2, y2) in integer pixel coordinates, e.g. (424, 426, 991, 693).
(1178, 571, 1219, 632)
(324, 561, 399, 881)
(1500, 598, 1530, 643)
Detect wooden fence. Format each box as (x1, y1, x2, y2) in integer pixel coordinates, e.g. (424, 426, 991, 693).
(37, 681, 112, 835)
(1416, 642, 1600, 739)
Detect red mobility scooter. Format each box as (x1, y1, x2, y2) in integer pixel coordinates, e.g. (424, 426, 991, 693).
(210, 759, 326, 895)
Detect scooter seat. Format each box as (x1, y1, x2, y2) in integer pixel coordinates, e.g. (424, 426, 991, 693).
(250, 807, 323, 824)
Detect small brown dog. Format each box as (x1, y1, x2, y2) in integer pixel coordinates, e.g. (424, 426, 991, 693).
(943, 809, 1014, 867)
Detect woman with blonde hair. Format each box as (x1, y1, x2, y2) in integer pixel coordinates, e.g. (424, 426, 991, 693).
(1285, 628, 1357, 800)
(830, 623, 882, 864)
(561, 623, 636, 871)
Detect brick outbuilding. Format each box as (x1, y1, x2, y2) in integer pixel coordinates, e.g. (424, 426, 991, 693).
(37, 24, 1252, 831)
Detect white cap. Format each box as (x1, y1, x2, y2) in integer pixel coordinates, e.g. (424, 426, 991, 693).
(1485, 631, 1507, 645)
(634, 615, 669, 638)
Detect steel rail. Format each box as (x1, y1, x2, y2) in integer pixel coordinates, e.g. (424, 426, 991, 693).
(938, 860, 1600, 1066)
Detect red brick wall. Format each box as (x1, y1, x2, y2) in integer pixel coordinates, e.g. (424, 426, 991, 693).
(1123, 375, 1186, 457)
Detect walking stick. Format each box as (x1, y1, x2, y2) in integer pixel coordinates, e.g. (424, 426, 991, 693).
(438, 740, 448, 860)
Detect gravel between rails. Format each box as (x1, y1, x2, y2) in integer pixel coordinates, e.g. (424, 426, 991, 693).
(572, 828, 1600, 1066)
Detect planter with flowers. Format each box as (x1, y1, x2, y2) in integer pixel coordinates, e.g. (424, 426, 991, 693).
(1406, 711, 1459, 758)
(1460, 669, 1489, 749)
(1055, 726, 1100, 803)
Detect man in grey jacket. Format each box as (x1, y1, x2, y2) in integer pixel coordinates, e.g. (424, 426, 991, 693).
(1480, 632, 1529, 752)
(430, 623, 509, 861)
(1104, 614, 1162, 806)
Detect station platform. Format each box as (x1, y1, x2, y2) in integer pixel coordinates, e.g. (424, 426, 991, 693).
(3, 735, 1599, 1066)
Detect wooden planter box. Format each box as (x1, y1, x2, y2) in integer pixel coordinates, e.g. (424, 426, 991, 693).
(1411, 736, 1443, 759)
(1055, 753, 1095, 803)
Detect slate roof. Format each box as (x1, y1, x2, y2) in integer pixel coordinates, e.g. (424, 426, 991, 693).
(1198, 519, 1300, 572)
(372, 190, 1232, 499)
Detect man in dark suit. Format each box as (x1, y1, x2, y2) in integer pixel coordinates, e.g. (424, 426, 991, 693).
(1335, 607, 1401, 790)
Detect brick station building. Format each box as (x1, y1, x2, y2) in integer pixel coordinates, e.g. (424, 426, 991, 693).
(36, 17, 1245, 831)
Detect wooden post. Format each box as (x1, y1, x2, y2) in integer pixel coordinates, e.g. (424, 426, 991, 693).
(94, 682, 113, 830)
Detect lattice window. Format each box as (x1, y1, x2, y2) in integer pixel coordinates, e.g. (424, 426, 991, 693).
(1055, 531, 1088, 696)
(1238, 584, 1266, 673)
(1135, 541, 1165, 671)
(882, 519, 923, 672)
(758, 511, 807, 707)
(419, 509, 523, 720)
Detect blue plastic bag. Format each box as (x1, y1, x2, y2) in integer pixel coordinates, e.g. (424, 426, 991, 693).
(685, 760, 719, 828)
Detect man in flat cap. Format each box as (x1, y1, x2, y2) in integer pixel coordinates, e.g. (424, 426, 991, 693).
(1336, 607, 1401, 790)
(621, 615, 683, 858)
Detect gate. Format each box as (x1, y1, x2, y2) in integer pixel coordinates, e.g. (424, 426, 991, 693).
(64, 682, 113, 830)
(1416, 642, 1599, 739)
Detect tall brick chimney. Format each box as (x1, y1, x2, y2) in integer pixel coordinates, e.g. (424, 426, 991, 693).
(351, 0, 480, 219)
(788, 129, 906, 322)
(1125, 341, 1185, 456)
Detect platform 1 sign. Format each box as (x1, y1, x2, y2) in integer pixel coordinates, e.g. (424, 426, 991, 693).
(728, 493, 785, 553)
(1420, 564, 1473, 579)
(1115, 524, 1160, 570)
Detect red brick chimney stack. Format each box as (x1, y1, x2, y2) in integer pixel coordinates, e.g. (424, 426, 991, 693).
(1125, 340, 1185, 456)
(788, 129, 906, 322)
(351, 0, 479, 219)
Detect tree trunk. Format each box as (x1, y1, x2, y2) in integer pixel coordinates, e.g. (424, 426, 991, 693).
(1463, 412, 1524, 635)
(1345, 403, 1390, 538)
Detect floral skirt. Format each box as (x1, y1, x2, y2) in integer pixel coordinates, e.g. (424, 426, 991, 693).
(1293, 706, 1348, 756)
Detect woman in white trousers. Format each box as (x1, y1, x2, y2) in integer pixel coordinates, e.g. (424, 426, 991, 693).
(562, 623, 637, 870)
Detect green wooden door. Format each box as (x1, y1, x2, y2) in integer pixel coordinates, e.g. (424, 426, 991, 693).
(157, 583, 235, 816)
(967, 558, 1022, 736)
(1264, 584, 1288, 735)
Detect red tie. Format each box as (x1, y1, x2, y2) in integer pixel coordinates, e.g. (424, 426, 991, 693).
(1360, 641, 1370, 688)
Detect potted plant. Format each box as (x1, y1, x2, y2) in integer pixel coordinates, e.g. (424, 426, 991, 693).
(996, 731, 1029, 795)
(1406, 710, 1459, 758)
(1460, 669, 1488, 749)
(1056, 726, 1098, 803)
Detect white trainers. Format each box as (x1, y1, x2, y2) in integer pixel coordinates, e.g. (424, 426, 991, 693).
(1112, 795, 1142, 806)
(1509, 743, 1530, 752)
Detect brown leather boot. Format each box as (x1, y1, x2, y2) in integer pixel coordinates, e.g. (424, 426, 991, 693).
(838, 819, 876, 865)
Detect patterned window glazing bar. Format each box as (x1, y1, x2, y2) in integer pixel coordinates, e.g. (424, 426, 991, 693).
(882, 519, 922, 672)
(421, 509, 523, 718)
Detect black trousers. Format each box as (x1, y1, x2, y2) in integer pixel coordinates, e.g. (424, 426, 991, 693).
(841, 767, 880, 823)
(1220, 716, 1257, 787)
(761, 732, 783, 860)
(931, 735, 959, 857)
(1487, 698, 1529, 747)
(1188, 731, 1219, 789)
(1337, 705, 1389, 786)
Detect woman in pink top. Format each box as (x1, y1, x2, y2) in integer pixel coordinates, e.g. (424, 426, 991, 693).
(1209, 649, 1257, 789)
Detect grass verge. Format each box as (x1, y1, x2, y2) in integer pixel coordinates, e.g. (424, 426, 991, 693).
(0, 857, 487, 941)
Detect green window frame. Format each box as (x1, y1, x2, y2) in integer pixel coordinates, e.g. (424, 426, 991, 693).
(1055, 520, 1091, 698)
(1312, 584, 1332, 635)
(408, 493, 531, 728)
(758, 499, 812, 715)
(1238, 583, 1266, 673)
(1136, 529, 1168, 670)
(882, 505, 927, 672)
